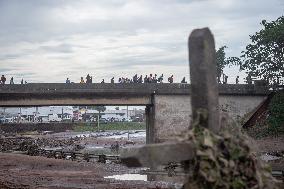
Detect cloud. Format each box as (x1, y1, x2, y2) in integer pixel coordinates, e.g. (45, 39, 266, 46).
(39, 43, 75, 54)
(0, 0, 283, 83)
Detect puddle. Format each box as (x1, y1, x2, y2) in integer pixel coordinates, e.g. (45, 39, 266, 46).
(43, 147, 63, 151)
(85, 145, 104, 149)
(260, 154, 282, 162)
(47, 130, 146, 141)
(103, 131, 146, 139)
(104, 174, 147, 181)
(104, 173, 184, 189)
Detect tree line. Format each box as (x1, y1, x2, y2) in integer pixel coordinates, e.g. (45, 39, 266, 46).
(216, 15, 284, 86)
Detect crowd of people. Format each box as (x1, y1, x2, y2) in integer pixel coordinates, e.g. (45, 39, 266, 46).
(0, 73, 244, 85)
(0, 75, 27, 85)
(68, 73, 186, 84)
(71, 73, 249, 85)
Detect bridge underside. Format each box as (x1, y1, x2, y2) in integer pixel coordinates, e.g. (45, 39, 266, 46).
(0, 93, 151, 107)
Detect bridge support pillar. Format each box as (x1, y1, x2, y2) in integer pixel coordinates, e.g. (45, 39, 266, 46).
(152, 94, 192, 143)
(145, 105, 155, 144)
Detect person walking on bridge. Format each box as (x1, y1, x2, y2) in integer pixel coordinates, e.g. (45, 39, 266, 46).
(111, 77, 114, 83)
(80, 77, 85, 83)
(138, 75, 143, 83)
(86, 74, 91, 84)
(66, 78, 70, 84)
(1, 75, 6, 84)
(168, 75, 173, 83)
(144, 75, 148, 83)
(133, 74, 138, 83)
(10, 77, 14, 84)
(236, 76, 239, 84)
(158, 74, 164, 83)
(181, 77, 187, 83)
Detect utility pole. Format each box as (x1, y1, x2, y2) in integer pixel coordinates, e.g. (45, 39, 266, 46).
(61, 107, 64, 122)
(35, 107, 38, 122)
(127, 106, 130, 140)
(97, 114, 100, 132)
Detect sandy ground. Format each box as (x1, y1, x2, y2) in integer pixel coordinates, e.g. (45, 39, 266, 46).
(254, 135, 284, 153)
(0, 153, 173, 189)
(0, 131, 179, 189)
(0, 131, 282, 188)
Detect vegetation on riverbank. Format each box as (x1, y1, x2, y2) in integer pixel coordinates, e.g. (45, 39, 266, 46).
(245, 91, 284, 138)
(73, 122, 146, 132)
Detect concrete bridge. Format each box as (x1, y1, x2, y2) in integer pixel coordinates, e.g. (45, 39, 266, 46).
(0, 83, 270, 143)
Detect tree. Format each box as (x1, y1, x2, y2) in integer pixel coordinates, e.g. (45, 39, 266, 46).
(92, 106, 106, 113)
(87, 106, 106, 119)
(93, 106, 106, 131)
(89, 106, 106, 118)
(216, 46, 240, 83)
(239, 16, 284, 85)
(87, 106, 106, 111)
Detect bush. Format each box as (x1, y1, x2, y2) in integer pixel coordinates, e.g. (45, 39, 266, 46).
(267, 91, 284, 136)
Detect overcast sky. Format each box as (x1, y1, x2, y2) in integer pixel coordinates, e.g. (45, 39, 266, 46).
(0, 0, 283, 84)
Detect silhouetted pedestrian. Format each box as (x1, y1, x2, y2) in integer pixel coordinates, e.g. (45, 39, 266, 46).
(148, 74, 153, 83)
(86, 74, 91, 84)
(168, 75, 173, 83)
(158, 74, 163, 83)
(80, 77, 85, 83)
(133, 74, 138, 83)
(222, 74, 228, 84)
(101, 79, 105, 83)
(1, 75, 6, 84)
(181, 77, 187, 83)
(246, 73, 252, 84)
(111, 77, 114, 83)
(21, 79, 24, 84)
(138, 75, 143, 83)
(144, 75, 148, 83)
(153, 74, 158, 83)
(236, 76, 239, 84)
(224, 75, 228, 84)
(10, 77, 14, 84)
(66, 78, 70, 84)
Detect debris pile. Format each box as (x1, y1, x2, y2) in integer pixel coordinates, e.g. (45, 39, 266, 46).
(0, 137, 80, 152)
(183, 112, 278, 189)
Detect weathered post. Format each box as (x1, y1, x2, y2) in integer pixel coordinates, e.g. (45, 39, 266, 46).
(188, 27, 220, 132)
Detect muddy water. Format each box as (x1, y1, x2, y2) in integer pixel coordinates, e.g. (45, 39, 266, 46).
(47, 130, 146, 140)
(104, 173, 184, 189)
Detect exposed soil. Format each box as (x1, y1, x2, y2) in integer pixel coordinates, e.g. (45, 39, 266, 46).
(0, 153, 172, 189)
(254, 135, 284, 153)
(0, 131, 179, 189)
(0, 130, 282, 188)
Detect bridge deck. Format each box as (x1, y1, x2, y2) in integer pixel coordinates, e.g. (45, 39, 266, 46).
(0, 83, 269, 107)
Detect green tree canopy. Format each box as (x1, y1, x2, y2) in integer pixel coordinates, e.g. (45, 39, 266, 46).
(216, 46, 240, 83)
(240, 16, 284, 85)
(216, 46, 227, 83)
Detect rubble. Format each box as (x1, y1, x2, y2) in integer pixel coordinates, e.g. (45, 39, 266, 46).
(182, 111, 279, 189)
